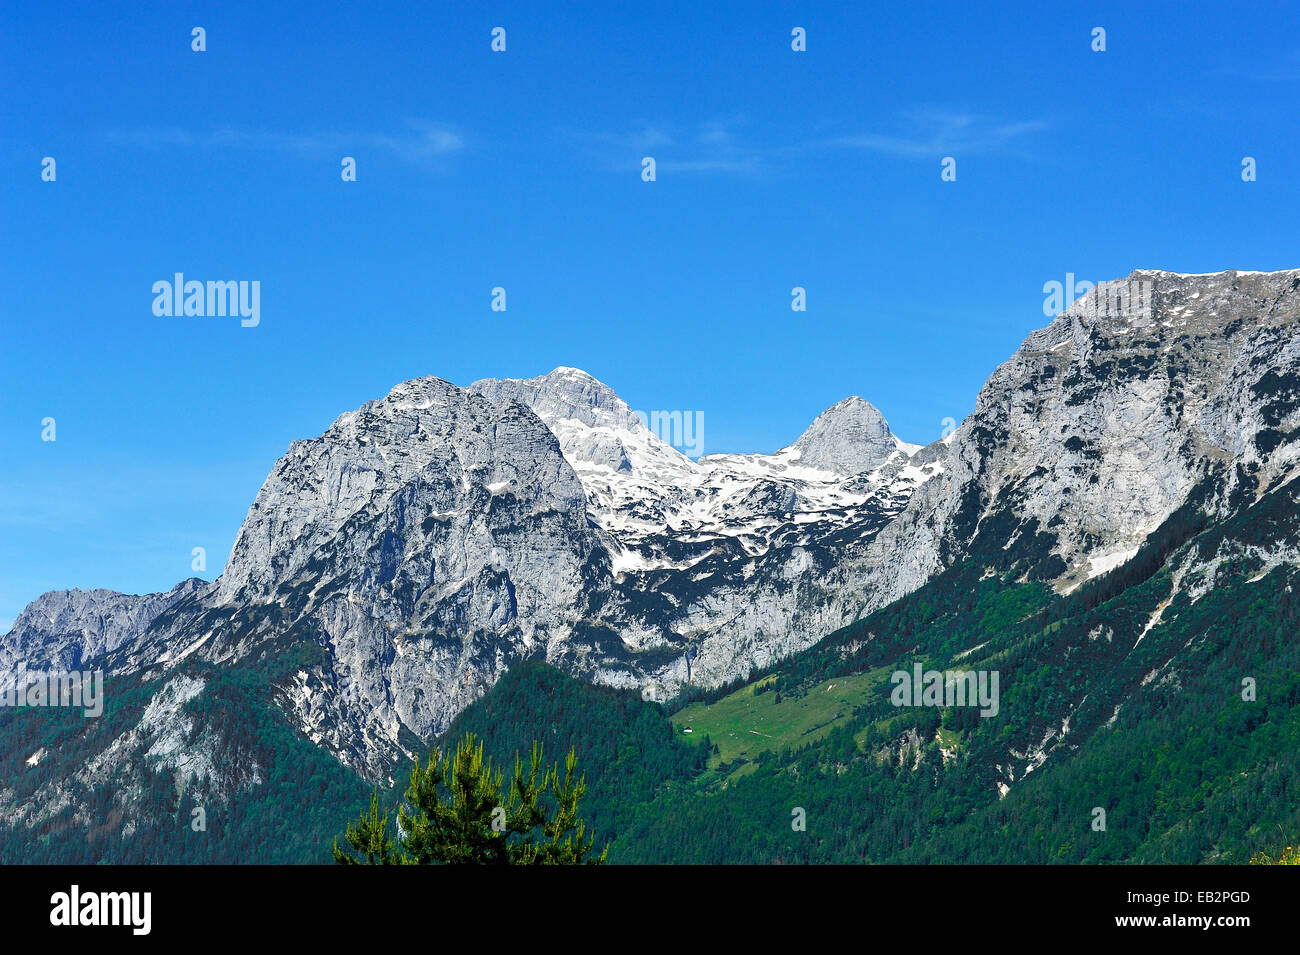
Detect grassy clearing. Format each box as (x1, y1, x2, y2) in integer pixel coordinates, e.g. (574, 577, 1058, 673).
(672, 667, 893, 765)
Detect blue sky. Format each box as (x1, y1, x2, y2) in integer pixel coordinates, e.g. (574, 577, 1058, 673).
(2, 0, 1298, 628)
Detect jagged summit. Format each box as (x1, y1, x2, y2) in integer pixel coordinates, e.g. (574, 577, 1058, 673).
(786, 396, 899, 476)
(471, 366, 675, 473)
(470, 366, 642, 433)
(473, 366, 909, 467)
(466, 368, 926, 556)
(0, 578, 206, 672)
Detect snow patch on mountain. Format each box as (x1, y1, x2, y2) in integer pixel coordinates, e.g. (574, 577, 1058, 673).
(471, 367, 938, 568)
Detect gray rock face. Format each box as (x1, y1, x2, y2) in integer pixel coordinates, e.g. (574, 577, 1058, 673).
(1, 368, 931, 778)
(848, 268, 1300, 608)
(0, 579, 205, 674)
(787, 396, 899, 475)
(217, 376, 594, 606)
(4, 267, 1299, 790)
(162, 376, 607, 773)
(470, 366, 652, 474)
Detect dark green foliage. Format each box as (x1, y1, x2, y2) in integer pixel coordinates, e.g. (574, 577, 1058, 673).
(0, 660, 372, 864)
(334, 792, 398, 865)
(437, 661, 707, 849)
(335, 731, 607, 865)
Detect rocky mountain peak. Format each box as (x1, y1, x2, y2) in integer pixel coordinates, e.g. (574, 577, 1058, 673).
(886, 266, 1300, 600)
(214, 373, 586, 605)
(0, 578, 208, 672)
(471, 367, 687, 474)
(786, 396, 899, 475)
(470, 366, 645, 434)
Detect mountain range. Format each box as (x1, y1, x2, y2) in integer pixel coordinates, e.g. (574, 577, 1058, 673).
(3, 267, 1299, 863)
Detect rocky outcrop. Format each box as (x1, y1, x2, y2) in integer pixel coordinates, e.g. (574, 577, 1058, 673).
(0, 578, 206, 675)
(848, 268, 1300, 609)
(787, 396, 902, 475)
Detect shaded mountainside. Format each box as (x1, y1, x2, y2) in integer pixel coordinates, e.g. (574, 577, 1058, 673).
(0, 646, 371, 863)
(2, 268, 1300, 862)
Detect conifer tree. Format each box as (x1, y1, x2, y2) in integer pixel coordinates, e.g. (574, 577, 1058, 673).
(333, 732, 608, 865)
(333, 792, 398, 865)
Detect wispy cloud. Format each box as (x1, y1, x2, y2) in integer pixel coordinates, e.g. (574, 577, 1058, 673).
(107, 119, 465, 165)
(572, 118, 779, 177)
(576, 109, 1049, 177)
(822, 109, 1050, 159)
